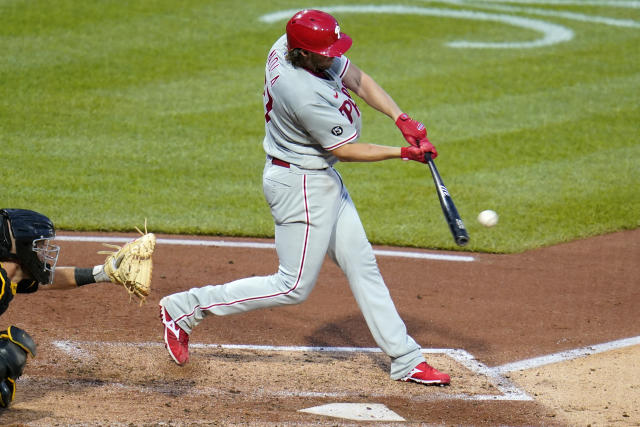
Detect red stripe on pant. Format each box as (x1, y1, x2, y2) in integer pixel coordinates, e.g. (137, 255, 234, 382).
(175, 175, 310, 322)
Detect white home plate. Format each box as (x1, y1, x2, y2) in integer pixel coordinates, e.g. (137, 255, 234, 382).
(299, 403, 405, 421)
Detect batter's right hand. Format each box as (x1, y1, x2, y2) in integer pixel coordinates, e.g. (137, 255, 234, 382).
(401, 146, 426, 163)
(419, 137, 438, 160)
(400, 138, 438, 163)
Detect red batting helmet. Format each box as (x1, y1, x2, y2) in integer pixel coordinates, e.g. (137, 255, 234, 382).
(286, 9, 353, 57)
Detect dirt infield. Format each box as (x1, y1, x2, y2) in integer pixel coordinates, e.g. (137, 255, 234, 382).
(1, 228, 638, 425)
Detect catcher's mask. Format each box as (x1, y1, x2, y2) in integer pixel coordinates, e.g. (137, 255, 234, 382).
(286, 9, 352, 57)
(0, 209, 60, 284)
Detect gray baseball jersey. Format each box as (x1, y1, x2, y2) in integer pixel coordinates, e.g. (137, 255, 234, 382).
(263, 35, 362, 170)
(160, 34, 426, 380)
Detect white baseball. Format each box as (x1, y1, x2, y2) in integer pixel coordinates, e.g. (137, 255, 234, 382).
(477, 210, 499, 227)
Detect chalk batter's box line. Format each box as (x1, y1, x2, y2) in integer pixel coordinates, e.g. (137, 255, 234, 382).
(51, 340, 529, 401)
(55, 235, 475, 263)
(51, 336, 640, 401)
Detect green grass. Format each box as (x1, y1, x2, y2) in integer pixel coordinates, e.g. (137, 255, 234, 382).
(2, 0, 638, 252)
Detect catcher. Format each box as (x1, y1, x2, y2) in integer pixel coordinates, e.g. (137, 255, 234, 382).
(0, 208, 155, 408)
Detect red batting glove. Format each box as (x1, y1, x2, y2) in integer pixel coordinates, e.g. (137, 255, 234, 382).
(419, 137, 438, 160)
(401, 146, 427, 163)
(395, 113, 426, 147)
(400, 138, 438, 163)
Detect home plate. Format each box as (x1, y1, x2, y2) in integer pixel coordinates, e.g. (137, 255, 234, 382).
(299, 403, 405, 421)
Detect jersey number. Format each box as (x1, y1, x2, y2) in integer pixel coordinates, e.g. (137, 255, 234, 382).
(264, 86, 273, 123)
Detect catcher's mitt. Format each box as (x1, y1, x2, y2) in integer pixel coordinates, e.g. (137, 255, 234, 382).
(99, 222, 156, 305)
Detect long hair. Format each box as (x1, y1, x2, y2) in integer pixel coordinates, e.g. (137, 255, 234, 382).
(285, 48, 306, 68)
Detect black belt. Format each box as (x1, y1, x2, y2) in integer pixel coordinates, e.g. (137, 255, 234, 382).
(271, 157, 290, 168)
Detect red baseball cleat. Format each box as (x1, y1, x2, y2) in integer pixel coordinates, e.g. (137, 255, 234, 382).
(159, 304, 189, 365)
(399, 362, 450, 385)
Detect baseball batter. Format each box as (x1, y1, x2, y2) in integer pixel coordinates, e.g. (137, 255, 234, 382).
(160, 9, 450, 385)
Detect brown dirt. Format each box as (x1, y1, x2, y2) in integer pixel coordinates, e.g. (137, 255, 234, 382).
(0, 228, 638, 426)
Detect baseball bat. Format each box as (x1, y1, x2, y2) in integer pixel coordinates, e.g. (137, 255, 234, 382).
(424, 153, 469, 246)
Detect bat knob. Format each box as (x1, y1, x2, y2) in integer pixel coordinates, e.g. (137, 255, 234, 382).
(456, 235, 470, 246)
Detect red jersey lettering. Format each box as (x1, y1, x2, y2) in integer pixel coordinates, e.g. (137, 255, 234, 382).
(338, 99, 360, 124)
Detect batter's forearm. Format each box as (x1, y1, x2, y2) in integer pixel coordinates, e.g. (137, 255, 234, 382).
(344, 64, 402, 121)
(332, 143, 401, 162)
(358, 73, 402, 120)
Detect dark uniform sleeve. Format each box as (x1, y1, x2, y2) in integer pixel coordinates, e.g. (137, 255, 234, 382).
(0, 266, 16, 317)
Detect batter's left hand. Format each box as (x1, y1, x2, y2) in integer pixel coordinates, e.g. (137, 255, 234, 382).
(395, 113, 426, 147)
